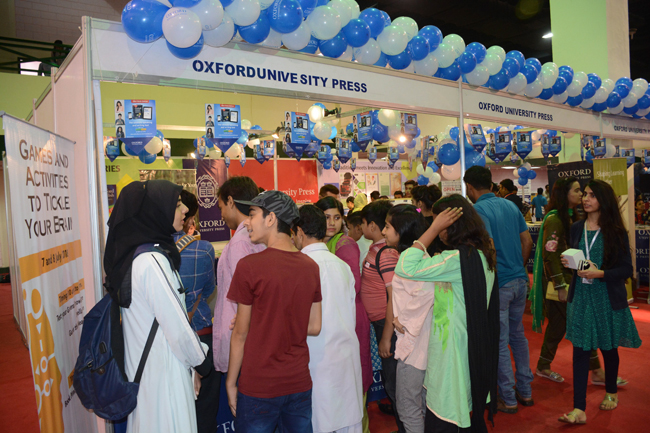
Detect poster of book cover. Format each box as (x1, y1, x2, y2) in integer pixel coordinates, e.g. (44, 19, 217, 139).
(206, 104, 241, 152)
(263, 140, 275, 160)
(643, 149, 650, 168)
(104, 136, 119, 162)
(421, 136, 432, 166)
(400, 112, 418, 137)
(594, 137, 606, 157)
(354, 111, 372, 148)
(622, 148, 635, 167)
(318, 144, 330, 163)
(254, 144, 265, 164)
(549, 135, 562, 157)
(515, 131, 532, 159)
(487, 131, 511, 163)
(464, 124, 487, 153)
(284, 111, 310, 159)
(338, 138, 352, 164)
(541, 134, 551, 158)
(114, 99, 156, 154)
(389, 146, 399, 162)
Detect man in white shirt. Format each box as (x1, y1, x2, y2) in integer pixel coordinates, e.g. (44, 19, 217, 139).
(294, 205, 363, 433)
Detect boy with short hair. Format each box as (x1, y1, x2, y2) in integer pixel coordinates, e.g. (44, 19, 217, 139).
(226, 191, 323, 432)
(359, 200, 405, 432)
(347, 211, 372, 272)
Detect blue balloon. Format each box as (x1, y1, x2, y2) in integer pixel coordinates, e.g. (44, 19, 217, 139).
(323, 161, 332, 169)
(500, 57, 520, 78)
(358, 8, 384, 39)
(121, 0, 168, 43)
(138, 149, 156, 164)
(371, 109, 380, 122)
(267, 0, 303, 34)
(514, 125, 524, 130)
(237, 131, 249, 144)
(408, 35, 430, 61)
(615, 77, 633, 90)
(346, 123, 354, 134)
(155, 130, 164, 140)
(538, 87, 553, 100)
(558, 65, 574, 83)
(591, 101, 608, 112)
(415, 127, 421, 138)
(567, 94, 584, 106)
(465, 149, 485, 169)
(552, 76, 568, 95)
(374, 51, 388, 67)
(405, 139, 417, 149)
(219, 0, 235, 6)
(387, 46, 413, 70)
(525, 58, 542, 74)
(584, 150, 594, 164)
(299, 36, 320, 54)
(343, 18, 371, 47)
(123, 142, 139, 156)
(581, 82, 597, 99)
(251, 125, 263, 130)
(606, 91, 621, 108)
(171, 0, 201, 6)
(587, 73, 602, 89)
(427, 161, 439, 172)
(381, 10, 391, 27)
(417, 175, 429, 185)
(457, 51, 477, 74)
(465, 42, 486, 64)
(204, 135, 214, 148)
(449, 127, 459, 141)
(489, 71, 510, 90)
(521, 64, 538, 84)
(517, 166, 528, 178)
(623, 104, 639, 115)
(166, 34, 204, 59)
(527, 170, 537, 179)
(637, 92, 650, 110)
(351, 141, 361, 152)
(614, 83, 630, 99)
(319, 31, 347, 58)
(438, 142, 460, 165)
(329, 126, 338, 139)
(240, 13, 271, 44)
(439, 61, 461, 81)
(299, 0, 317, 17)
(316, 0, 328, 5)
(397, 144, 405, 154)
(518, 177, 528, 186)
(418, 25, 443, 52)
(506, 50, 525, 68)
(372, 123, 389, 142)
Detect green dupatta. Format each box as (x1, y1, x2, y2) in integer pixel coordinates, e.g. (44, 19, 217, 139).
(529, 210, 557, 333)
(326, 232, 344, 254)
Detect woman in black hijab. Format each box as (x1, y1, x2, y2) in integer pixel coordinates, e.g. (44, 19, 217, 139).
(105, 180, 213, 433)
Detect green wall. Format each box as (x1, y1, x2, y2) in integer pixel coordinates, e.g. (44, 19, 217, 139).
(0, 72, 50, 133)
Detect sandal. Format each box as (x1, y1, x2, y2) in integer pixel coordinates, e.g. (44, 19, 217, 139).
(591, 376, 628, 387)
(558, 409, 587, 424)
(496, 396, 518, 414)
(536, 369, 565, 383)
(599, 393, 618, 411)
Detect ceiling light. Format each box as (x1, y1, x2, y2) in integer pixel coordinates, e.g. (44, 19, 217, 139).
(501, 166, 517, 169)
(190, 152, 196, 159)
(542, 32, 553, 39)
(399, 135, 407, 143)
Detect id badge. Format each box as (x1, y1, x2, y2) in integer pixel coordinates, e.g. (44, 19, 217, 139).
(582, 278, 593, 285)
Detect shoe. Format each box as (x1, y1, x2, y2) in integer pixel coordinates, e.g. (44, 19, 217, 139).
(496, 396, 518, 414)
(591, 376, 628, 387)
(515, 389, 534, 407)
(536, 369, 564, 383)
(599, 393, 618, 411)
(558, 409, 587, 424)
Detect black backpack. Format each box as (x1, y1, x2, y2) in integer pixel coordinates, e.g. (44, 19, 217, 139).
(375, 244, 399, 283)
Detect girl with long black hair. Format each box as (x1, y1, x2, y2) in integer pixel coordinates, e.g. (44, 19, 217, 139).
(559, 180, 642, 424)
(394, 195, 499, 433)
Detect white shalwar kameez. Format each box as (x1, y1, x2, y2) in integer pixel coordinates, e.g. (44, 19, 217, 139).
(122, 252, 209, 433)
(302, 243, 363, 433)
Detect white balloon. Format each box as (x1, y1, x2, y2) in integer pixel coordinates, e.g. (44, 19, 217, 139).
(155, 0, 172, 6)
(632, 78, 649, 97)
(145, 137, 163, 154)
(329, 0, 352, 27)
(377, 109, 397, 127)
(260, 28, 282, 48)
(466, 64, 489, 86)
(208, 148, 222, 158)
(524, 78, 543, 98)
(433, 43, 455, 68)
(442, 34, 465, 58)
(609, 102, 625, 114)
(486, 45, 506, 62)
(416, 164, 425, 175)
(190, 0, 224, 31)
(424, 166, 434, 177)
(513, 168, 519, 178)
(282, 21, 312, 50)
(566, 79, 583, 97)
(480, 53, 503, 76)
(241, 119, 252, 129)
(531, 130, 541, 141)
(392, 17, 418, 41)
(387, 139, 398, 147)
(637, 107, 650, 117)
(377, 25, 409, 56)
(346, 0, 360, 19)
(163, 8, 202, 48)
(260, 0, 275, 9)
(247, 138, 260, 148)
(388, 124, 402, 140)
(605, 143, 617, 157)
(441, 162, 462, 180)
(402, 63, 415, 73)
(314, 121, 332, 140)
(430, 172, 441, 184)
(225, 0, 261, 27)
(581, 96, 595, 109)
(307, 6, 342, 40)
(522, 162, 532, 170)
(552, 91, 568, 104)
(622, 92, 639, 107)
(573, 71, 588, 87)
(308, 105, 325, 122)
(507, 73, 527, 94)
(413, 52, 439, 76)
(203, 13, 235, 47)
(601, 78, 615, 93)
(353, 39, 381, 65)
(594, 86, 608, 104)
(225, 143, 241, 158)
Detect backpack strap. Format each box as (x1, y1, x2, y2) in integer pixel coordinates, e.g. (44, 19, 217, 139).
(375, 244, 398, 282)
(175, 234, 198, 253)
(133, 319, 158, 383)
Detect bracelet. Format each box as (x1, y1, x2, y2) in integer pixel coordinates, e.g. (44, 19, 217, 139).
(413, 240, 427, 250)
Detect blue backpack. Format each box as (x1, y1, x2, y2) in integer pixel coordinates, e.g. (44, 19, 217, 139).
(73, 244, 174, 421)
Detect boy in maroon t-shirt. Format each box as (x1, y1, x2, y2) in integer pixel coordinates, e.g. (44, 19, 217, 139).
(226, 190, 322, 432)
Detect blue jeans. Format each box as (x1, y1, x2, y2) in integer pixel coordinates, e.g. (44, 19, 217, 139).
(235, 389, 312, 433)
(497, 278, 534, 406)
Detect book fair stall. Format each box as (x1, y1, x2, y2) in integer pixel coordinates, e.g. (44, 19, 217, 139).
(5, 0, 650, 431)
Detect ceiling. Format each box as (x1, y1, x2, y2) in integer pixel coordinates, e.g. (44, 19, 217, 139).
(357, 0, 650, 81)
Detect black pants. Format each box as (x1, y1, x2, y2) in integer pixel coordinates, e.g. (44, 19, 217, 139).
(573, 346, 619, 411)
(196, 333, 221, 433)
(425, 409, 470, 433)
(537, 299, 601, 371)
(372, 319, 405, 433)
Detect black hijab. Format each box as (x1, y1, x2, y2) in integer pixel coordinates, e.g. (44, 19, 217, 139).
(103, 180, 182, 307)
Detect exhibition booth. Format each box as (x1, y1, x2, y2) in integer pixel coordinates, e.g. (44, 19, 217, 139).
(6, 12, 650, 432)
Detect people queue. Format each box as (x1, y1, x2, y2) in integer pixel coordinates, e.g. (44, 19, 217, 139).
(106, 166, 641, 433)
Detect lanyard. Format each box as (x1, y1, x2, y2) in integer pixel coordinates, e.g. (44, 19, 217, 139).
(583, 223, 601, 261)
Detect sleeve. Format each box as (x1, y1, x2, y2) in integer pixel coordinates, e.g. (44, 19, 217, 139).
(336, 242, 362, 295)
(226, 239, 256, 281)
(199, 244, 216, 299)
(602, 234, 634, 283)
(542, 216, 568, 289)
(518, 211, 528, 234)
(379, 249, 399, 287)
(392, 278, 435, 338)
(136, 253, 210, 374)
(227, 259, 254, 305)
(313, 266, 323, 303)
(395, 248, 461, 282)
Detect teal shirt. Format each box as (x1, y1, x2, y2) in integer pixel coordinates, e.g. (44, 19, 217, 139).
(473, 193, 528, 286)
(396, 247, 495, 428)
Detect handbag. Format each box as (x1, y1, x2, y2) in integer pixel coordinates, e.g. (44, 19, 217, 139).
(545, 281, 560, 301)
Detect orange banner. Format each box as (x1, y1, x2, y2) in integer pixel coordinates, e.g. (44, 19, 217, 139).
(19, 240, 82, 283)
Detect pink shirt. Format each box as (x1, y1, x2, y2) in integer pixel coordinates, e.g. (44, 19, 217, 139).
(213, 222, 265, 372)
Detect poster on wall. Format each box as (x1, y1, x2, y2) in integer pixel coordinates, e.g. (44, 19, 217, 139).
(114, 99, 156, 154)
(207, 103, 241, 152)
(464, 124, 487, 153)
(2, 115, 97, 432)
(354, 111, 372, 150)
(400, 112, 418, 137)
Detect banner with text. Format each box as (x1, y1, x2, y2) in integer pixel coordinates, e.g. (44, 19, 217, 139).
(593, 158, 628, 196)
(546, 161, 593, 192)
(3, 115, 96, 433)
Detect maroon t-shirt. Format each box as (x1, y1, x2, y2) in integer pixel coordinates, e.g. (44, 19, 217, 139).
(227, 248, 322, 398)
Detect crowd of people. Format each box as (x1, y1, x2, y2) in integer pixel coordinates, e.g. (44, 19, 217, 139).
(105, 166, 641, 433)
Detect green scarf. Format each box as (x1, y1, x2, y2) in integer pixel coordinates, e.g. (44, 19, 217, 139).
(326, 233, 344, 254)
(529, 210, 556, 333)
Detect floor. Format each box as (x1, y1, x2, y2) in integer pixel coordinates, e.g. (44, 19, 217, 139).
(2, 281, 650, 433)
